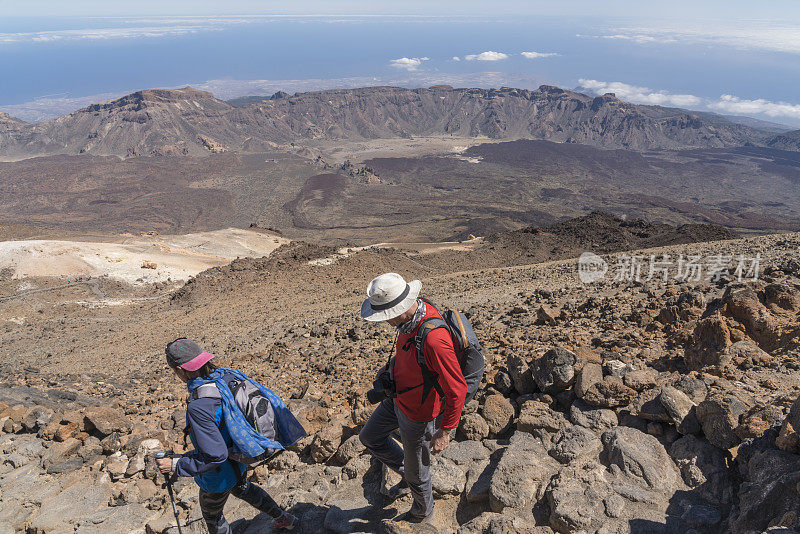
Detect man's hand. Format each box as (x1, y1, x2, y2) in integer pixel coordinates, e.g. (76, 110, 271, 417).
(156, 457, 173, 473)
(375, 357, 394, 380)
(431, 428, 450, 454)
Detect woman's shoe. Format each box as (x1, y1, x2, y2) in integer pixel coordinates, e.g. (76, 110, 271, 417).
(270, 511, 298, 531)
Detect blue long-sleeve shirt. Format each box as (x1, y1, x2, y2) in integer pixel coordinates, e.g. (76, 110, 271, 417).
(174, 374, 245, 493)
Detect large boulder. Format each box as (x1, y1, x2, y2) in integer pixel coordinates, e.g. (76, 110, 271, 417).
(481, 395, 515, 436)
(82, 406, 131, 437)
(669, 435, 734, 505)
(533, 348, 579, 394)
(517, 401, 570, 434)
(546, 461, 615, 533)
(458, 412, 490, 441)
(506, 354, 535, 395)
(660, 386, 701, 435)
(489, 432, 560, 512)
(581, 376, 636, 408)
(729, 442, 800, 534)
(27, 475, 114, 533)
(601, 426, 683, 493)
(548, 425, 602, 464)
(568, 399, 618, 434)
(696, 391, 752, 450)
(574, 362, 602, 399)
(310, 421, 346, 463)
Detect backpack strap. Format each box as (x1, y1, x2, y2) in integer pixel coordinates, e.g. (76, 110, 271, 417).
(412, 317, 448, 403)
(189, 382, 222, 401)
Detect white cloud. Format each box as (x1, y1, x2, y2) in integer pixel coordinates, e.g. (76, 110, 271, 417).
(585, 21, 800, 55)
(709, 94, 800, 120)
(464, 51, 509, 61)
(452, 56, 460, 61)
(388, 57, 429, 71)
(577, 78, 800, 124)
(0, 25, 226, 44)
(521, 51, 560, 59)
(600, 34, 667, 44)
(577, 79, 702, 107)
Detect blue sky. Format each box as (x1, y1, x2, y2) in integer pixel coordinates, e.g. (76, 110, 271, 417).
(3, 0, 799, 19)
(1, 4, 799, 127)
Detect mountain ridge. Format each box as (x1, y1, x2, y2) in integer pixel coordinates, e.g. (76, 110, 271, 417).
(0, 84, 779, 159)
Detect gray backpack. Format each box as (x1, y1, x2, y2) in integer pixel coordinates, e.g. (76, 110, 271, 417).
(411, 298, 485, 404)
(191, 378, 278, 464)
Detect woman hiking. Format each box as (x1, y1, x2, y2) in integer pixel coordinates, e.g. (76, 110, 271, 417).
(155, 338, 299, 533)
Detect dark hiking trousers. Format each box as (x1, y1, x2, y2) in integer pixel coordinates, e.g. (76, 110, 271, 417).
(359, 398, 443, 519)
(199, 477, 283, 534)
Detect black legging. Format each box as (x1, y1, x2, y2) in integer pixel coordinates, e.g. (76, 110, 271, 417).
(199, 477, 283, 534)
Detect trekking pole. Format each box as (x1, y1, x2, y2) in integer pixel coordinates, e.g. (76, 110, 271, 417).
(154, 451, 184, 534)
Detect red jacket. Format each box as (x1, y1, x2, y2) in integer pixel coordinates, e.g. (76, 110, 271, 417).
(393, 305, 467, 430)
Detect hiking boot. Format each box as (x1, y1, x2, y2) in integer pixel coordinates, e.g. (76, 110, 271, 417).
(393, 510, 434, 525)
(270, 511, 297, 531)
(381, 479, 410, 501)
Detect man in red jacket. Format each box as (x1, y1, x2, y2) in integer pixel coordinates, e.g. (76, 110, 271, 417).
(359, 273, 467, 524)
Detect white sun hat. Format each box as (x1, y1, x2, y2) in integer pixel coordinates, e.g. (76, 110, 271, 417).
(360, 273, 422, 322)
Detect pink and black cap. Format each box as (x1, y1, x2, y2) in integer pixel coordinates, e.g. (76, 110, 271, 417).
(165, 338, 215, 371)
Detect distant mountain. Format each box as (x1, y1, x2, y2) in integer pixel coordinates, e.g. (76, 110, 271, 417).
(0, 85, 780, 159)
(767, 129, 800, 151)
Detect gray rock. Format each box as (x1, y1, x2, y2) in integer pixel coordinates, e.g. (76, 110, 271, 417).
(82, 406, 132, 436)
(546, 461, 610, 533)
(603, 360, 629, 378)
(489, 433, 560, 512)
(633, 388, 671, 423)
(309, 420, 346, 463)
(46, 457, 84, 474)
(41, 437, 81, 469)
(331, 434, 365, 465)
(22, 406, 54, 432)
(696, 391, 752, 450)
(28, 475, 113, 533)
(582, 376, 636, 408)
(518, 401, 569, 434)
(533, 347, 579, 394)
(601, 426, 682, 492)
(493, 370, 514, 395)
(549, 425, 602, 464)
(659, 387, 701, 435)
(458, 412, 489, 441)
(464, 460, 494, 503)
(729, 446, 800, 534)
(75, 503, 158, 534)
(441, 440, 489, 465)
(569, 399, 618, 433)
(431, 456, 467, 496)
(458, 512, 552, 534)
(574, 362, 603, 399)
(506, 354, 535, 395)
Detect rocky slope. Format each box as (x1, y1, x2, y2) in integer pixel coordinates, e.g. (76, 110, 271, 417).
(767, 129, 800, 151)
(0, 85, 774, 159)
(0, 229, 799, 533)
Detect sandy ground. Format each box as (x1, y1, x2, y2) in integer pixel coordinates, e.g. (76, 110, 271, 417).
(303, 135, 508, 165)
(0, 228, 288, 284)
